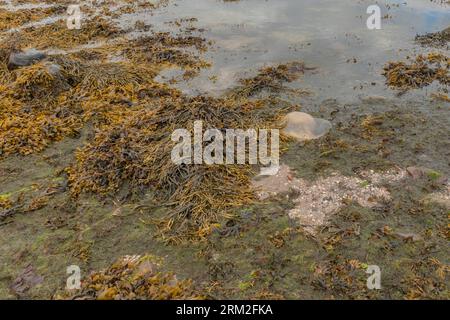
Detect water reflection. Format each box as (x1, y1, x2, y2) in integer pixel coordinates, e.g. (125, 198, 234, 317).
(131, 0, 449, 103)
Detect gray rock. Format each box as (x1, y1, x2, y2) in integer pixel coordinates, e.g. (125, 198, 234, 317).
(8, 49, 47, 68)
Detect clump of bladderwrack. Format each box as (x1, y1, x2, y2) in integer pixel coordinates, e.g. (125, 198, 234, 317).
(0, 54, 85, 156)
(229, 62, 312, 99)
(17, 17, 123, 50)
(0, 6, 66, 32)
(67, 95, 293, 242)
(67, 63, 303, 242)
(0, 42, 183, 157)
(382, 52, 449, 91)
(0, 58, 96, 155)
(415, 26, 450, 48)
(57, 255, 203, 300)
(106, 0, 170, 18)
(121, 32, 211, 78)
(0, 21, 209, 157)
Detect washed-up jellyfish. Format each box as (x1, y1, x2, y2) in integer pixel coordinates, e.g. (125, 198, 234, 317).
(282, 112, 332, 141)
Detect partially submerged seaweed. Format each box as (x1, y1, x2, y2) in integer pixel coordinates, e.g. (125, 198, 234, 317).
(67, 86, 297, 241)
(415, 26, 450, 48)
(382, 52, 449, 92)
(0, 6, 66, 31)
(230, 62, 311, 98)
(0, 26, 302, 241)
(0, 25, 209, 157)
(18, 18, 123, 50)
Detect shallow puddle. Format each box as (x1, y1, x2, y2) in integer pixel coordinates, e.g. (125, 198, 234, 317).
(118, 0, 450, 102)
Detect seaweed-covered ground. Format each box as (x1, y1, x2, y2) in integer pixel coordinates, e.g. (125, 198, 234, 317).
(0, 0, 448, 300)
